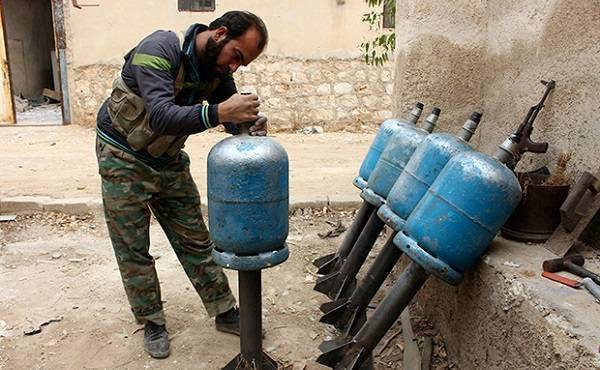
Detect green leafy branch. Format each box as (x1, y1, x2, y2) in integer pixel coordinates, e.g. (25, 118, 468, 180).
(360, 0, 396, 66)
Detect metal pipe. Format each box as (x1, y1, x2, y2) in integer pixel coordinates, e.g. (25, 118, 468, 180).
(224, 271, 278, 370)
(353, 262, 428, 355)
(320, 231, 402, 335)
(317, 262, 428, 370)
(239, 271, 262, 362)
(343, 232, 401, 334)
(314, 211, 385, 299)
(313, 202, 375, 275)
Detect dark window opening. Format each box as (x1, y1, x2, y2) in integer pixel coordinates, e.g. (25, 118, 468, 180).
(178, 0, 215, 12)
(382, 1, 395, 29)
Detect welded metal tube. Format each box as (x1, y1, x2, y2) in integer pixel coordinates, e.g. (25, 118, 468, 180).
(224, 271, 278, 370)
(313, 202, 375, 274)
(353, 262, 428, 353)
(239, 271, 262, 361)
(332, 212, 385, 299)
(344, 231, 402, 334)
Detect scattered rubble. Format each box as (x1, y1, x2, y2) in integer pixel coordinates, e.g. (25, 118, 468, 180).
(300, 126, 324, 135)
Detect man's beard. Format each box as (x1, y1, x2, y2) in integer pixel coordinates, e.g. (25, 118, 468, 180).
(199, 37, 229, 77)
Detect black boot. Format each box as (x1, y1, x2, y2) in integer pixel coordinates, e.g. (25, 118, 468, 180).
(144, 322, 170, 359)
(215, 307, 240, 336)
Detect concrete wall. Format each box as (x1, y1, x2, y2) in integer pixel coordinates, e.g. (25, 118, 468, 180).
(392, 0, 600, 366)
(4, 0, 55, 98)
(61, 0, 395, 129)
(392, 0, 600, 178)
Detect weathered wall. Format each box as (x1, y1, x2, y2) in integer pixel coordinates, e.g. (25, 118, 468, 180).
(71, 57, 394, 131)
(62, 0, 394, 130)
(392, 0, 600, 367)
(4, 0, 55, 98)
(64, 0, 376, 65)
(393, 0, 600, 177)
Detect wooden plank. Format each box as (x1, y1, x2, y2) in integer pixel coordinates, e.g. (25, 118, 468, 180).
(421, 336, 433, 370)
(43, 88, 61, 102)
(401, 308, 421, 370)
(544, 169, 600, 256)
(0, 3, 15, 123)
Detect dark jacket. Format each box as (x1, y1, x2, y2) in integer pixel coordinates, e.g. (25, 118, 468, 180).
(97, 24, 238, 162)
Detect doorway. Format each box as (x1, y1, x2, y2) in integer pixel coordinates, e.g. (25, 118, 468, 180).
(1, 0, 65, 125)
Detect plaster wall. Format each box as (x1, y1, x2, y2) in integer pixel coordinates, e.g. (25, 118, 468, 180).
(393, 0, 600, 177)
(3, 0, 55, 98)
(392, 0, 600, 366)
(65, 0, 377, 66)
(60, 0, 395, 129)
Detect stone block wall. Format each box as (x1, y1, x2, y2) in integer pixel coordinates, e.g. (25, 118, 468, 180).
(70, 56, 394, 132)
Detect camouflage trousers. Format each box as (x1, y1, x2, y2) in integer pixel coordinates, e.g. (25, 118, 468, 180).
(95, 136, 236, 325)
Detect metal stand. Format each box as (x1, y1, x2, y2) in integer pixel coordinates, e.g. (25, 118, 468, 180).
(314, 212, 385, 300)
(320, 231, 402, 335)
(317, 262, 428, 370)
(223, 271, 278, 370)
(313, 202, 375, 275)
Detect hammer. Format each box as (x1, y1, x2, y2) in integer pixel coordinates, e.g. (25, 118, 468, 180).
(543, 254, 600, 286)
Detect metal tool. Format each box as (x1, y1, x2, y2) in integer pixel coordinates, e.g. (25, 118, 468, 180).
(582, 278, 600, 301)
(541, 271, 582, 288)
(542, 255, 600, 286)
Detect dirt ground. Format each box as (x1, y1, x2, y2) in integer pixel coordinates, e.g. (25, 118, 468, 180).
(0, 208, 453, 370)
(0, 125, 372, 205)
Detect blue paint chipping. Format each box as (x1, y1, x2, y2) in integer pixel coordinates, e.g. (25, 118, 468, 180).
(396, 151, 522, 285)
(208, 134, 289, 271)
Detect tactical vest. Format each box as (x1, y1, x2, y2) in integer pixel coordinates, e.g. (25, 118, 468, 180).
(107, 38, 220, 158)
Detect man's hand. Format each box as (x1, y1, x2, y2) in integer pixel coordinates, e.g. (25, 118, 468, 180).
(249, 116, 268, 136)
(218, 93, 260, 124)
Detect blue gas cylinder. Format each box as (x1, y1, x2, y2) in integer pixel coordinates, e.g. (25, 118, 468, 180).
(353, 102, 424, 190)
(378, 112, 482, 231)
(361, 108, 440, 207)
(208, 125, 289, 270)
(394, 150, 521, 284)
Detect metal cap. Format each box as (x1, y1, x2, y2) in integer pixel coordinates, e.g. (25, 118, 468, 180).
(407, 102, 424, 124)
(456, 111, 482, 142)
(493, 135, 519, 167)
(469, 111, 482, 123)
(421, 107, 440, 133)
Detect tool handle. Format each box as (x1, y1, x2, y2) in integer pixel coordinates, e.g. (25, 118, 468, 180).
(542, 255, 584, 272)
(566, 262, 600, 286)
(564, 172, 598, 207)
(541, 271, 582, 288)
(582, 278, 600, 301)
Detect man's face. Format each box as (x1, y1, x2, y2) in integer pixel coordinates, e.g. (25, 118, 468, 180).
(199, 37, 228, 74)
(207, 26, 262, 75)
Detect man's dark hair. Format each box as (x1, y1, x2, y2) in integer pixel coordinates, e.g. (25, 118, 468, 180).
(209, 11, 268, 54)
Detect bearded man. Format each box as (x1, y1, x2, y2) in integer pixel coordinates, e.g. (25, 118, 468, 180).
(95, 11, 268, 359)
